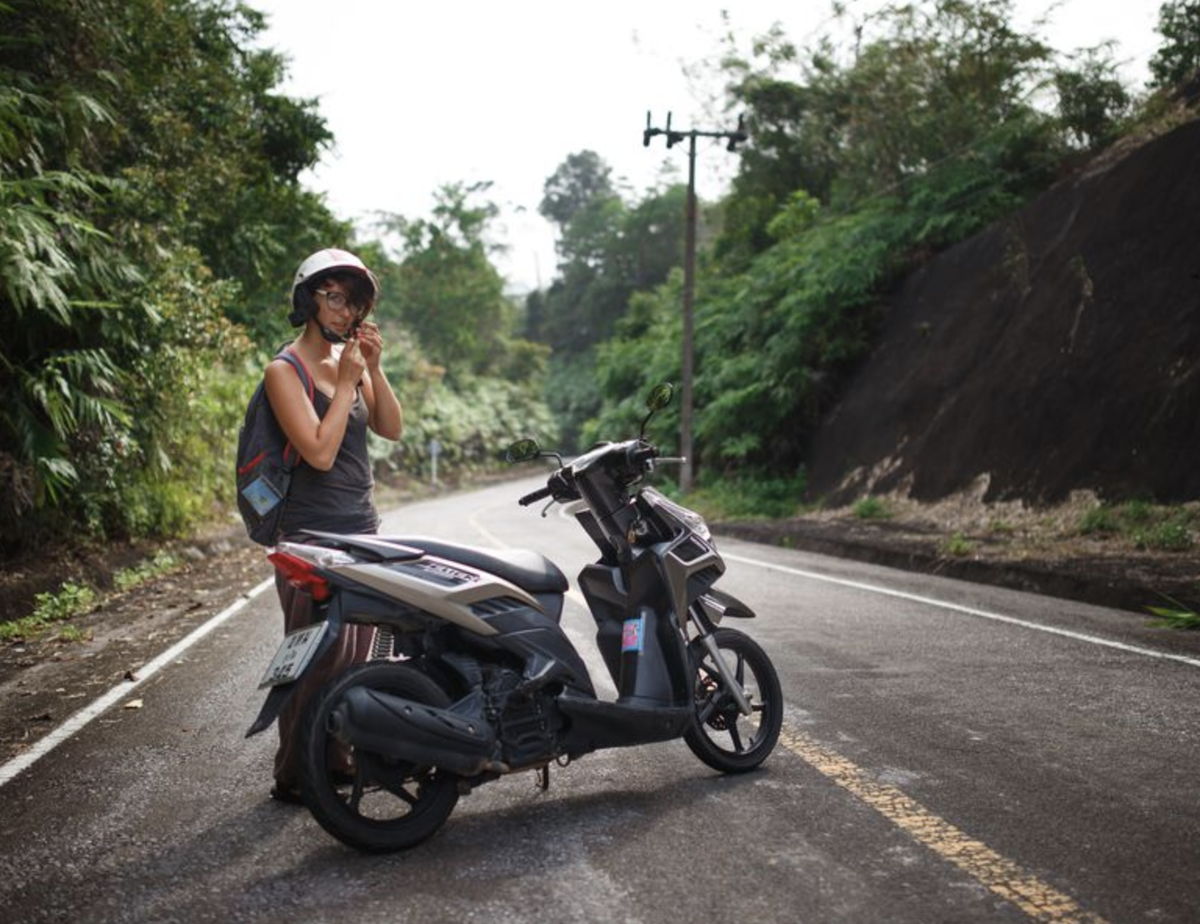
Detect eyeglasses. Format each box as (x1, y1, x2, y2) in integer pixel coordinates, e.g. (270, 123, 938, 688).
(314, 289, 366, 316)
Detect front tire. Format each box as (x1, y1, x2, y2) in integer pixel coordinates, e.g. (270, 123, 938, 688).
(685, 628, 782, 773)
(299, 662, 460, 852)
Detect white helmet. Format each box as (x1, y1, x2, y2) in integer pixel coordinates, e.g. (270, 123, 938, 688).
(289, 248, 380, 328)
(292, 248, 379, 297)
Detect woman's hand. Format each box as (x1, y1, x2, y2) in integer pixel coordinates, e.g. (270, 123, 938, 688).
(353, 321, 402, 440)
(356, 321, 384, 372)
(337, 338, 368, 386)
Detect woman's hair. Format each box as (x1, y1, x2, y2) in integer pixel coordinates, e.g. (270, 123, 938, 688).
(288, 270, 377, 328)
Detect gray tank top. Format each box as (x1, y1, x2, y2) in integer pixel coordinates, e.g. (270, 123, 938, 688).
(279, 387, 379, 536)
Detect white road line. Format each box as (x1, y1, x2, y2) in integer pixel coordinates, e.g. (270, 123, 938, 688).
(724, 551, 1200, 669)
(0, 577, 276, 788)
(465, 512, 508, 551)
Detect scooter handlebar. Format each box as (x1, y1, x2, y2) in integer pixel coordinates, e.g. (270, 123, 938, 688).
(626, 443, 658, 468)
(518, 486, 554, 506)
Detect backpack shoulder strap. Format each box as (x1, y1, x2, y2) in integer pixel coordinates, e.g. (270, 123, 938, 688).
(274, 347, 314, 402)
(269, 348, 316, 471)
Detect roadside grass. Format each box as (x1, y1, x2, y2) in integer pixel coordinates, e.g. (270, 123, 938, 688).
(0, 550, 184, 644)
(940, 533, 974, 557)
(114, 550, 180, 592)
(1146, 590, 1200, 630)
(853, 496, 892, 520)
(683, 472, 810, 521)
(1079, 500, 1197, 552)
(0, 581, 96, 643)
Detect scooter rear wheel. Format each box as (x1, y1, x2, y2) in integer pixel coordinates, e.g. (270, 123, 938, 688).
(299, 662, 460, 852)
(685, 627, 782, 773)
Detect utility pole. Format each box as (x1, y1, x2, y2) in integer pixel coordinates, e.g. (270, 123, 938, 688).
(644, 111, 746, 494)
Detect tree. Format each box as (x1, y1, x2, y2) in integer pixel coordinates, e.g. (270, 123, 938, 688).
(540, 150, 617, 230)
(378, 182, 540, 381)
(0, 0, 341, 548)
(713, 0, 1058, 268)
(590, 0, 1080, 481)
(1149, 1, 1200, 88)
(531, 151, 688, 447)
(1054, 45, 1132, 150)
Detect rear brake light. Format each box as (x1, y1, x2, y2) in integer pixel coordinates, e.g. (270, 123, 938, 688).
(268, 549, 332, 602)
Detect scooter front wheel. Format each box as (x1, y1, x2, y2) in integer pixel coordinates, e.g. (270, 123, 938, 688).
(685, 628, 782, 773)
(299, 662, 460, 852)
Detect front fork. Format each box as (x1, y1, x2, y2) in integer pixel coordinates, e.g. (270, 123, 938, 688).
(689, 604, 753, 717)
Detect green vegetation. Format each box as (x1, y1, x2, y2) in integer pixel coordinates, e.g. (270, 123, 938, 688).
(1079, 502, 1197, 551)
(0, 0, 334, 552)
(1134, 516, 1195, 552)
(683, 472, 809, 521)
(853, 497, 892, 520)
(114, 551, 181, 593)
(1149, 1, 1200, 88)
(1079, 505, 1123, 535)
(1, 549, 184, 642)
(1146, 590, 1200, 630)
(527, 151, 688, 448)
(936, 532, 974, 554)
(941, 533, 975, 557)
(0, 0, 554, 563)
(0, 581, 96, 642)
(555, 6, 1052, 468)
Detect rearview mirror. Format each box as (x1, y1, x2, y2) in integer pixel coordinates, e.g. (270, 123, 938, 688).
(505, 438, 541, 463)
(646, 383, 674, 412)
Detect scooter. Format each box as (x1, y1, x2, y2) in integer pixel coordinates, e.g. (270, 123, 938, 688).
(246, 383, 782, 852)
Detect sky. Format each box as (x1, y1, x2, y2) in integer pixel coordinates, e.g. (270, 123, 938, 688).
(249, 0, 1168, 293)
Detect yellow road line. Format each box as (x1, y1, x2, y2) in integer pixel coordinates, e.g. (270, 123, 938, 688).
(778, 726, 1110, 924)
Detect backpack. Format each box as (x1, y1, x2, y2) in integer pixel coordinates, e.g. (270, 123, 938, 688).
(236, 348, 314, 545)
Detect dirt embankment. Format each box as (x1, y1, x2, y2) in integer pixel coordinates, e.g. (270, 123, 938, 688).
(806, 118, 1200, 507)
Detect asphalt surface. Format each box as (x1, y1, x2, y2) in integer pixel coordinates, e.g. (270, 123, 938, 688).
(0, 477, 1197, 923)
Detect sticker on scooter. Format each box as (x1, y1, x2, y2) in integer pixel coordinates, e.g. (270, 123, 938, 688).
(621, 615, 645, 653)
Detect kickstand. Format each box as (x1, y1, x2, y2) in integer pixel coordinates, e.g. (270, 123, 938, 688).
(535, 765, 550, 791)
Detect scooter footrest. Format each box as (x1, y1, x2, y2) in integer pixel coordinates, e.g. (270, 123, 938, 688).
(557, 694, 692, 751)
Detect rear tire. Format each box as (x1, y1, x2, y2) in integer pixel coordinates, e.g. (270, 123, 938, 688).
(684, 628, 782, 773)
(300, 662, 460, 852)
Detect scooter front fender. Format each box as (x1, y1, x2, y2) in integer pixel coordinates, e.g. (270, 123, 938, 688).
(697, 588, 756, 623)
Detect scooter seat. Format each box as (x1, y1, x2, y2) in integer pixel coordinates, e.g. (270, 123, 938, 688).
(377, 535, 569, 596)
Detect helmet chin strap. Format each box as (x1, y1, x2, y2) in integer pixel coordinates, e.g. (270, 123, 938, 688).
(318, 324, 350, 345)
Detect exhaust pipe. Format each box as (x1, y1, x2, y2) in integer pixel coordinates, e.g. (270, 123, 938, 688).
(329, 687, 498, 777)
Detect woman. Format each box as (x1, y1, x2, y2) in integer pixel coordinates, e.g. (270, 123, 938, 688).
(265, 247, 402, 803)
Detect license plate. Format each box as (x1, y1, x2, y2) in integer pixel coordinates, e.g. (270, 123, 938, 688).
(258, 622, 330, 689)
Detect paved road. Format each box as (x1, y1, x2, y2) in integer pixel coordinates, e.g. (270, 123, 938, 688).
(1, 477, 1197, 923)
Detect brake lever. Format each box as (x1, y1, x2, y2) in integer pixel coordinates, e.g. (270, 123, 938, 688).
(539, 497, 557, 518)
